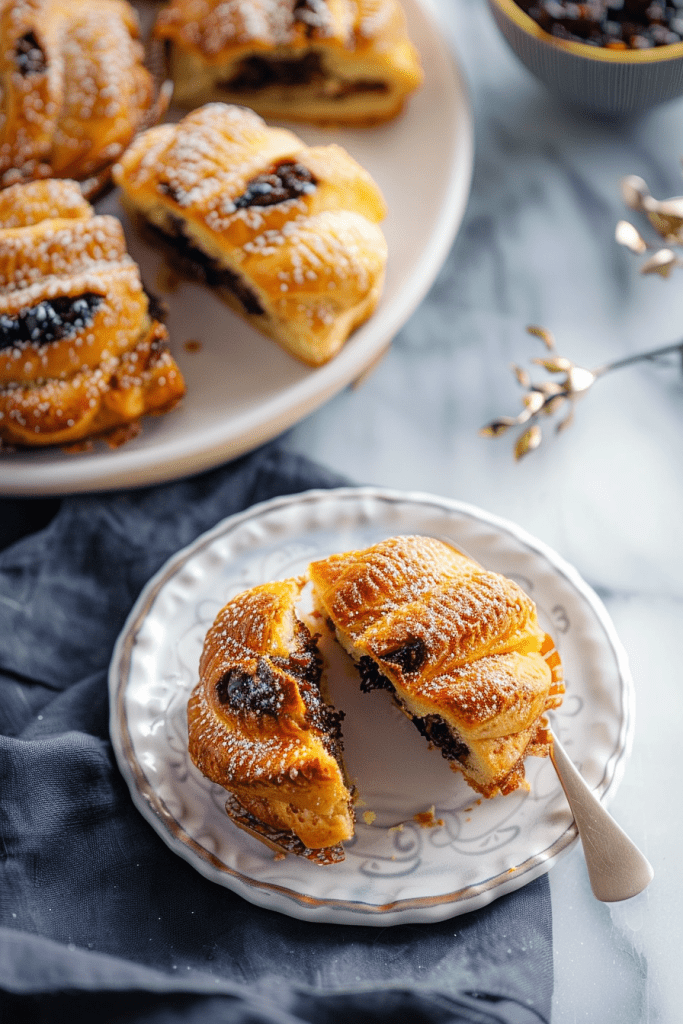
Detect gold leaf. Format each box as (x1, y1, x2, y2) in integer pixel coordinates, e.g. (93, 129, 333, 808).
(514, 424, 542, 460)
(527, 325, 556, 350)
(523, 390, 545, 413)
(544, 395, 567, 416)
(620, 175, 651, 212)
(615, 220, 648, 254)
(566, 366, 595, 393)
(512, 363, 531, 388)
(535, 380, 565, 397)
(531, 356, 573, 372)
(480, 417, 520, 437)
(640, 248, 678, 277)
(647, 204, 683, 242)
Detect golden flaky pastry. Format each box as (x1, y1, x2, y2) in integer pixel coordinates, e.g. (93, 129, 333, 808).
(154, 0, 423, 125)
(0, 0, 156, 191)
(113, 103, 388, 366)
(189, 577, 354, 863)
(0, 179, 185, 448)
(310, 535, 564, 799)
(191, 535, 563, 861)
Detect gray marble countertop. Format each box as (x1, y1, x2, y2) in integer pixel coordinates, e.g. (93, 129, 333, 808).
(283, 1, 683, 1019)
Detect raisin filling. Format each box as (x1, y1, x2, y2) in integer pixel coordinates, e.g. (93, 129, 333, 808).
(357, 656, 469, 765)
(215, 621, 345, 765)
(0, 294, 104, 352)
(379, 638, 427, 674)
(222, 51, 325, 91)
(15, 32, 47, 76)
(145, 217, 265, 315)
(220, 51, 388, 99)
(215, 660, 283, 717)
(273, 621, 345, 764)
(233, 162, 317, 209)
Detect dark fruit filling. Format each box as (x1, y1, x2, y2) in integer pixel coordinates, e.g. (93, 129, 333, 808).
(220, 51, 388, 97)
(358, 655, 395, 694)
(411, 714, 470, 764)
(222, 51, 325, 91)
(0, 294, 104, 351)
(215, 622, 345, 764)
(233, 162, 317, 209)
(216, 660, 283, 717)
(273, 621, 345, 763)
(379, 638, 428, 674)
(357, 656, 469, 765)
(15, 32, 47, 75)
(515, 0, 683, 48)
(147, 217, 265, 315)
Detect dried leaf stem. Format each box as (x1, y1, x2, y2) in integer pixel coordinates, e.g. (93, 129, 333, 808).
(480, 328, 683, 459)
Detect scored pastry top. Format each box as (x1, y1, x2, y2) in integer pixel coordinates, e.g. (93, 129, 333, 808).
(113, 103, 387, 232)
(155, 0, 414, 61)
(0, 178, 185, 447)
(192, 577, 346, 786)
(113, 103, 388, 366)
(0, 0, 155, 189)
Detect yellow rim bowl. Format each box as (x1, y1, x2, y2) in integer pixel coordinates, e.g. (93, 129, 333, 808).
(488, 0, 683, 114)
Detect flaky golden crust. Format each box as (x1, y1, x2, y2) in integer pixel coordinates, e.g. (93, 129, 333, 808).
(113, 103, 388, 366)
(309, 535, 564, 798)
(190, 578, 354, 855)
(0, 0, 155, 190)
(154, 0, 423, 125)
(0, 179, 185, 447)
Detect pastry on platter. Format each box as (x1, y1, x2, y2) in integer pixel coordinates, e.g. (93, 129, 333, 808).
(310, 535, 564, 799)
(189, 577, 354, 863)
(190, 535, 563, 861)
(154, 0, 423, 125)
(0, 0, 156, 192)
(0, 178, 186, 448)
(113, 102, 388, 366)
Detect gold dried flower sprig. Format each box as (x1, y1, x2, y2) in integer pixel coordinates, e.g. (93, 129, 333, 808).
(480, 326, 683, 459)
(616, 173, 683, 276)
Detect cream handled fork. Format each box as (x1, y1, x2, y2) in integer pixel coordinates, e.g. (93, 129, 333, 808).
(549, 729, 654, 902)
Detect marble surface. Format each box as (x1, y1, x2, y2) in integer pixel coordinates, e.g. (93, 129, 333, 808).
(282, 1, 683, 1020)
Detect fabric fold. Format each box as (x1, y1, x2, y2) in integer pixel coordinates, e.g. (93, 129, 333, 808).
(0, 442, 554, 1024)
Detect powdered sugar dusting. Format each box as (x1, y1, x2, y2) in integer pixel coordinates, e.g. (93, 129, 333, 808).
(0, 0, 153, 187)
(155, 0, 347, 57)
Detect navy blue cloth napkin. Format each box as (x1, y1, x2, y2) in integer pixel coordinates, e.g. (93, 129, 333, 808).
(0, 443, 554, 1024)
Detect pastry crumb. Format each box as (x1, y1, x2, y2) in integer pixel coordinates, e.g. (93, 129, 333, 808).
(362, 810, 376, 825)
(388, 822, 404, 833)
(273, 852, 286, 862)
(413, 806, 444, 828)
(183, 339, 202, 352)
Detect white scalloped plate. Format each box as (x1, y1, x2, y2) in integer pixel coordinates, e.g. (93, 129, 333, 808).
(1, 0, 473, 496)
(109, 488, 634, 925)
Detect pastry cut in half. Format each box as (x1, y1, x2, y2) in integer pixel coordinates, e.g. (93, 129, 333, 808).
(189, 577, 354, 863)
(309, 535, 564, 799)
(190, 535, 564, 861)
(0, 178, 186, 448)
(0, 0, 160, 194)
(154, 0, 423, 126)
(113, 103, 388, 366)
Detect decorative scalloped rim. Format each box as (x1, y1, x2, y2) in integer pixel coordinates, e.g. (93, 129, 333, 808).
(109, 487, 634, 926)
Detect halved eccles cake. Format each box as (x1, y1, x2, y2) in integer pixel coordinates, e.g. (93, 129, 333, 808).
(189, 536, 564, 862)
